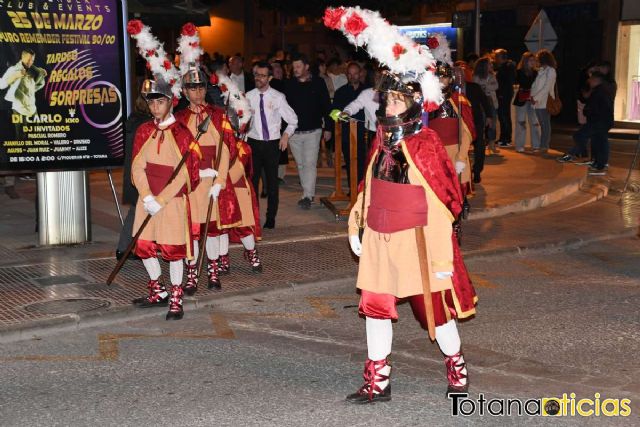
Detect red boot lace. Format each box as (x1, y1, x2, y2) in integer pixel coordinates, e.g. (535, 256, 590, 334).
(244, 249, 261, 267)
(359, 358, 390, 401)
(147, 279, 166, 303)
(208, 259, 219, 281)
(218, 254, 230, 272)
(168, 285, 184, 313)
(185, 264, 198, 287)
(444, 351, 467, 388)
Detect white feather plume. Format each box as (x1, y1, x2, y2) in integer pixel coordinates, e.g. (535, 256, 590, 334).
(429, 33, 452, 66)
(128, 20, 182, 99)
(215, 71, 252, 131)
(177, 23, 204, 76)
(324, 6, 442, 106)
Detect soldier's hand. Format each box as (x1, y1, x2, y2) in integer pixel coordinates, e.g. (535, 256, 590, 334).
(209, 183, 222, 201)
(435, 271, 453, 280)
(143, 195, 162, 216)
(455, 160, 466, 174)
(199, 168, 218, 179)
(349, 235, 362, 257)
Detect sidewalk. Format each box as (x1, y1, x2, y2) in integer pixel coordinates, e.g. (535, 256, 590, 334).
(0, 148, 636, 340)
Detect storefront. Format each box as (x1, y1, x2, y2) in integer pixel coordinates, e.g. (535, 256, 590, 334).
(614, 0, 640, 124)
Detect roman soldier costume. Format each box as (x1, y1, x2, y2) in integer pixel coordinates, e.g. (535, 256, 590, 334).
(324, 7, 477, 403)
(174, 24, 243, 293)
(218, 137, 263, 273)
(126, 20, 200, 320)
(428, 34, 476, 196)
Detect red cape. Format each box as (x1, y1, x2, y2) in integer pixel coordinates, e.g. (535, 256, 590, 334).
(175, 105, 242, 228)
(361, 127, 476, 316)
(131, 119, 199, 192)
(451, 93, 477, 141)
(229, 139, 262, 242)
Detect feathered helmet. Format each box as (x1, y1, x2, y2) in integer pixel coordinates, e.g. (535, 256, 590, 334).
(127, 19, 182, 103)
(427, 33, 453, 78)
(213, 71, 252, 135)
(324, 6, 443, 140)
(176, 22, 207, 87)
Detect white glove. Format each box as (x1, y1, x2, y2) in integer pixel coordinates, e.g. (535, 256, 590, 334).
(143, 195, 162, 216)
(349, 235, 362, 257)
(209, 183, 222, 200)
(435, 271, 453, 280)
(455, 161, 466, 175)
(199, 168, 218, 179)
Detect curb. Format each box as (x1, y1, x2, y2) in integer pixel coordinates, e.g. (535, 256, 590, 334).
(469, 174, 586, 220)
(1, 228, 636, 343)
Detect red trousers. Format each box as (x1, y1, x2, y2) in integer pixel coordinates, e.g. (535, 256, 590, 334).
(359, 289, 458, 329)
(135, 239, 186, 261)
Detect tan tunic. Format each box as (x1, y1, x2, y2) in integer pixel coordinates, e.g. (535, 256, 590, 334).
(132, 126, 191, 250)
(444, 100, 473, 184)
(183, 113, 230, 224)
(348, 142, 455, 298)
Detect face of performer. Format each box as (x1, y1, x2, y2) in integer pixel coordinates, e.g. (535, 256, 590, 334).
(21, 51, 35, 69)
(184, 84, 206, 107)
(147, 96, 172, 122)
(385, 92, 408, 117)
(253, 66, 272, 91)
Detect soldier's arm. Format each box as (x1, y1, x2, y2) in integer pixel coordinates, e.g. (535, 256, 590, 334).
(213, 142, 230, 189)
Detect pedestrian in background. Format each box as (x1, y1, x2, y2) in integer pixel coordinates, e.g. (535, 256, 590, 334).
(513, 52, 540, 153)
(332, 62, 367, 189)
(246, 61, 298, 228)
(284, 53, 332, 210)
(582, 71, 614, 175)
(531, 49, 557, 153)
(472, 56, 500, 154)
(493, 49, 516, 147)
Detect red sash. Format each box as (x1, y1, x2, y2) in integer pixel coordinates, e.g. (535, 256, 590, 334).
(145, 162, 187, 197)
(199, 145, 217, 169)
(367, 178, 427, 234)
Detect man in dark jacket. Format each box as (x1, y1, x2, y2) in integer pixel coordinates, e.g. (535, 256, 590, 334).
(582, 71, 614, 175)
(493, 49, 516, 147)
(283, 53, 332, 209)
(332, 62, 367, 189)
(465, 80, 494, 183)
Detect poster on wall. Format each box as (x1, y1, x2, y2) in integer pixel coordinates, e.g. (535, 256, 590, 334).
(0, 0, 127, 172)
(398, 24, 459, 61)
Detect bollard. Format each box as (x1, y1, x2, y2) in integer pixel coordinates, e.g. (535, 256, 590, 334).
(37, 171, 91, 245)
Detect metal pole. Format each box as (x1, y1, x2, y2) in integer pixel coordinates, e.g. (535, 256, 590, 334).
(621, 131, 640, 196)
(107, 169, 124, 226)
(474, 0, 480, 54)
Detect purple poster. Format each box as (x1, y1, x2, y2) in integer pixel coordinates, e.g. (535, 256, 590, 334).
(0, 0, 126, 171)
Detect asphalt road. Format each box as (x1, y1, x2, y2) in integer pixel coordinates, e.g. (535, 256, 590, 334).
(0, 237, 638, 426)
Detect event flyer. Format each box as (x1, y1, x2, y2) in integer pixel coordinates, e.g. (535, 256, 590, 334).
(0, 0, 126, 171)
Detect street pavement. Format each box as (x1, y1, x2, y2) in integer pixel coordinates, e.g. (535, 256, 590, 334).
(0, 236, 638, 426)
(0, 129, 639, 425)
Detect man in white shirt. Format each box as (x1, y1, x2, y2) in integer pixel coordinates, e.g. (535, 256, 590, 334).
(246, 61, 298, 229)
(228, 55, 254, 93)
(343, 86, 379, 140)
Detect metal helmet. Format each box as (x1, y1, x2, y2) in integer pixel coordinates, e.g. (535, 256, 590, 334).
(434, 61, 453, 79)
(374, 70, 423, 143)
(182, 62, 207, 88)
(141, 75, 173, 100)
